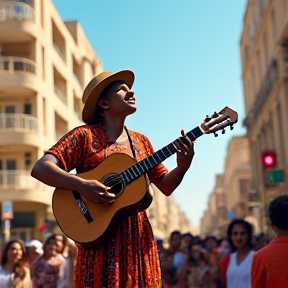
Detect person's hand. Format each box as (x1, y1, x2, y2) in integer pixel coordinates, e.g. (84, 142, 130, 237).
(173, 129, 195, 173)
(78, 179, 115, 205)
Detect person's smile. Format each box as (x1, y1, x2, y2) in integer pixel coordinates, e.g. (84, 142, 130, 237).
(124, 93, 136, 105)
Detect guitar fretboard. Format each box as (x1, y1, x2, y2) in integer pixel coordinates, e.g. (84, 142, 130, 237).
(120, 126, 203, 185)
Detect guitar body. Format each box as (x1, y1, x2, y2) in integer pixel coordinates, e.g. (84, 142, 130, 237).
(52, 153, 154, 249)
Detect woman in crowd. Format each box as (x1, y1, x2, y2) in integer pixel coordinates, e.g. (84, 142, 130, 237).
(217, 238, 231, 260)
(0, 240, 32, 288)
(30, 235, 66, 288)
(186, 244, 209, 288)
(219, 219, 254, 288)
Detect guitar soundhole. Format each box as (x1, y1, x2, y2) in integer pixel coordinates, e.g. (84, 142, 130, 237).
(101, 173, 125, 197)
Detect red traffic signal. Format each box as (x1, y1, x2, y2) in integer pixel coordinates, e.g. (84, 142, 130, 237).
(262, 151, 276, 168)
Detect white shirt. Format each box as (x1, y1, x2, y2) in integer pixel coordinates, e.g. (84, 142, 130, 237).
(226, 250, 255, 288)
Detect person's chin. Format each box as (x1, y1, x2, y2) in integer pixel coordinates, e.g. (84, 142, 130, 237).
(128, 106, 137, 114)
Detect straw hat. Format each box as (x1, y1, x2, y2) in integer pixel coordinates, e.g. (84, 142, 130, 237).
(82, 70, 135, 125)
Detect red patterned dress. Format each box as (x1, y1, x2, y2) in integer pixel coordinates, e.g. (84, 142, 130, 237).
(46, 124, 168, 288)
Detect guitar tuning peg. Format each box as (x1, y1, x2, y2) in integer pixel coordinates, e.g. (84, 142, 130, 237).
(230, 125, 234, 130)
(222, 129, 225, 134)
(214, 132, 218, 137)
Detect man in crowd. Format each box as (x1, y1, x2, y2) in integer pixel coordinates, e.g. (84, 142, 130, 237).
(251, 194, 288, 288)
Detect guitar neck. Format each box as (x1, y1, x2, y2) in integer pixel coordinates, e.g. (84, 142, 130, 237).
(120, 126, 204, 185)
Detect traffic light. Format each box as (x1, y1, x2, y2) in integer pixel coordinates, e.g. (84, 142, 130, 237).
(262, 151, 276, 168)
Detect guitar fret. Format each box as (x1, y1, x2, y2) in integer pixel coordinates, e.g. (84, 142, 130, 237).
(147, 158, 153, 168)
(166, 146, 173, 155)
(155, 152, 162, 161)
(127, 169, 134, 180)
(142, 160, 149, 170)
(122, 171, 129, 184)
(151, 155, 158, 165)
(189, 131, 196, 140)
(161, 149, 167, 158)
(132, 166, 140, 177)
(130, 167, 138, 177)
(137, 163, 145, 173)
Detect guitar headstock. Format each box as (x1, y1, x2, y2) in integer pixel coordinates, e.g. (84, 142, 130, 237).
(200, 107, 238, 136)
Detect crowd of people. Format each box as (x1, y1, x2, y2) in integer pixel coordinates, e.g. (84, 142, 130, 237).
(0, 194, 288, 288)
(159, 194, 288, 288)
(0, 234, 77, 288)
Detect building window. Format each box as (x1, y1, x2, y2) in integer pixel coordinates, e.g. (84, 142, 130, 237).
(24, 104, 31, 115)
(11, 212, 35, 228)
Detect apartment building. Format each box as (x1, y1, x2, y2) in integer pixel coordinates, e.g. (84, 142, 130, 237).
(200, 137, 253, 238)
(0, 0, 102, 242)
(240, 0, 288, 232)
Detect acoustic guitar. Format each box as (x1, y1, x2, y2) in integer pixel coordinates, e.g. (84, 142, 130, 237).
(52, 107, 238, 248)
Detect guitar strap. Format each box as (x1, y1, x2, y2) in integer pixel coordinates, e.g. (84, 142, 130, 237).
(125, 126, 137, 159)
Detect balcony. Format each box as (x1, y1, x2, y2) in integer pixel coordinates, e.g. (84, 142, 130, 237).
(0, 113, 37, 132)
(53, 42, 66, 63)
(0, 1, 35, 22)
(0, 170, 38, 190)
(0, 170, 53, 205)
(54, 86, 67, 106)
(73, 73, 82, 96)
(244, 59, 278, 129)
(0, 113, 39, 146)
(0, 56, 36, 74)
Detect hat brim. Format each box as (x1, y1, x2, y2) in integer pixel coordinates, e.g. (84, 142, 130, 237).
(82, 70, 135, 125)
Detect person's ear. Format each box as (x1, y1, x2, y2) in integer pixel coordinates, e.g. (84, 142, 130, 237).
(98, 99, 110, 111)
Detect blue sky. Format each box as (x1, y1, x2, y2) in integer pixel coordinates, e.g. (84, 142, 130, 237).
(53, 0, 248, 229)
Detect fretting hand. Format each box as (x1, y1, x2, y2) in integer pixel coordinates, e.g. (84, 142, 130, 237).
(173, 129, 195, 173)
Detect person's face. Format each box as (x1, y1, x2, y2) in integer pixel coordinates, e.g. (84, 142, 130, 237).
(45, 240, 57, 257)
(27, 247, 41, 262)
(170, 235, 181, 251)
(99, 82, 136, 117)
(191, 245, 202, 260)
(7, 242, 23, 263)
(180, 236, 191, 250)
(54, 235, 64, 254)
(219, 239, 231, 255)
(161, 254, 173, 269)
(231, 224, 250, 249)
(205, 239, 217, 251)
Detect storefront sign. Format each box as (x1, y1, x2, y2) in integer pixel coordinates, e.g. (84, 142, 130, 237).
(2, 200, 13, 220)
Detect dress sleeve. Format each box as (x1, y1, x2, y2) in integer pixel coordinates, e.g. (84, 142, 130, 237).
(251, 252, 266, 288)
(140, 134, 168, 186)
(45, 126, 88, 172)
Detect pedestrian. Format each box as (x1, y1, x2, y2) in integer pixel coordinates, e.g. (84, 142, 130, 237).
(0, 240, 32, 288)
(30, 235, 65, 288)
(251, 194, 288, 288)
(219, 219, 254, 288)
(25, 239, 43, 267)
(31, 69, 195, 287)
